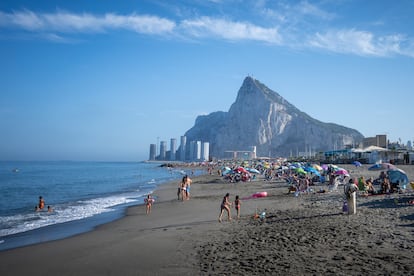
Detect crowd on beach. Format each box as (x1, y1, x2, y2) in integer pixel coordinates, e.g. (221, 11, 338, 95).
(148, 159, 412, 220)
(214, 159, 410, 195)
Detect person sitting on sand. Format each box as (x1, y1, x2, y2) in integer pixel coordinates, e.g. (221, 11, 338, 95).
(366, 178, 375, 194)
(218, 193, 232, 222)
(381, 177, 391, 194)
(358, 176, 369, 196)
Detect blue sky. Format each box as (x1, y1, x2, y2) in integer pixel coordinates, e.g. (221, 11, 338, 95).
(1, 0, 413, 161)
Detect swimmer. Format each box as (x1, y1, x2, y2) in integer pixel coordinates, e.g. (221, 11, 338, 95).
(38, 196, 45, 210)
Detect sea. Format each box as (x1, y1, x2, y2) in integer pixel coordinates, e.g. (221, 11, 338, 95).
(0, 161, 199, 251)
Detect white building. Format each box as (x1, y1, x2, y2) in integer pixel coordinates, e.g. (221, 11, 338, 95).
(202, 142, 210, 161)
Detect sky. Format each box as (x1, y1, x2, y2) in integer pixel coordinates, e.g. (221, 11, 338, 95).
(1, 0, 413, 161)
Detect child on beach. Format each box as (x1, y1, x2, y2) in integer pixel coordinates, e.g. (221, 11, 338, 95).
(177, 181, 182, 200)
(218, 193, 232, 222)
(234, 195, 241, 220)
(144, 194, 154, 215)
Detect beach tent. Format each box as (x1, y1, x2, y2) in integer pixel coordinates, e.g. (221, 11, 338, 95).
(388, 169, 409, 186)
(352, 161, 362, 167)
(353, 146, 389, 153)
(368, 163, 397, 171)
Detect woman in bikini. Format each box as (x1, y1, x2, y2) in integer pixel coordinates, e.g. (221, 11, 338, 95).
(144, 194, 154, 215)
(218, 193, 232, 222)
(234, 195, 241, 219)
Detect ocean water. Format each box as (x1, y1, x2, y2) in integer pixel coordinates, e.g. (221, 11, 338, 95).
(0, 161, 196, 251)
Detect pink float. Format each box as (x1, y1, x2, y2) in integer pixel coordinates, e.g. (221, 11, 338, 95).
(251, 191, 268, 198)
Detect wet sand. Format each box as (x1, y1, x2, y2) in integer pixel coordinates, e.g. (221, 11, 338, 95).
(1, 164, 413, 275)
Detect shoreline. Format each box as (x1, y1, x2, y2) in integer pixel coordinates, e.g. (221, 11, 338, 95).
(1, 165, 413, 275)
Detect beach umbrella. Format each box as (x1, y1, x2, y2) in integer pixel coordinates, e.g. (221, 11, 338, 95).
(312, 164, 323, 171)
(334, 168, 349, 175)
(234, 167, 247, 174)
(222, 169, 233, 175)
(304, 167, 321, 176)
(352, 161, 362, 167)
(246, 168, 260, 174)
(368, 163, 397, 171)
(387, 169, 409, 186)
(295, 167, 306, 175)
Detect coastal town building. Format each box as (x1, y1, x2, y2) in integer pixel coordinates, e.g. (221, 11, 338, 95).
(363, 134, 387, 148)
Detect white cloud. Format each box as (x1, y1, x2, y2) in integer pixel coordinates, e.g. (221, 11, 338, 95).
(308, 29, 414, 57)
(295, 0, 335, 20)
(180, 16, 282, 44)
(0, 10, 176, 35)
(1, 8, 413, 58)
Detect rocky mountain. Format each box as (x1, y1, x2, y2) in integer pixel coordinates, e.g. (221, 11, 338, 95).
(184, 76, 364, 158)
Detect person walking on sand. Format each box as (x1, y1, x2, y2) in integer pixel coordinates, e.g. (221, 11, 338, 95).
(234, 195, 241, 220)
(185, 175, 192, 200)
(218, 193, 232, 222)
(144, 194, 154, 215)
(180, 177, 187, 201)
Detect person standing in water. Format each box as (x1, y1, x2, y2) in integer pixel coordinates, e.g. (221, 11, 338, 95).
(38, 196, 45, 210)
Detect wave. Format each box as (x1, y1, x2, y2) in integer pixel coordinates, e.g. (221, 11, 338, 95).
(0, 191, 150, 237)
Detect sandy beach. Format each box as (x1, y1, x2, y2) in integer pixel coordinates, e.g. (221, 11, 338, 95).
(1, 164, 413, 275)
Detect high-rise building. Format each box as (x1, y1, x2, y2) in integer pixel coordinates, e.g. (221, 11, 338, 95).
(180, 136, 187, 161)
(202, 142, 210, 161)
(149, 144, 156, 160)
(160, 141, 167, 160)
(195, 141, 202, 160)
(250, 146, 257, 159)
(170, 138, 177, 161)
(189, 141, 195, 161)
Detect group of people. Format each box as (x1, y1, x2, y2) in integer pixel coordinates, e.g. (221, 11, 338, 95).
(144, 174, 194, 215)
(218, 193, 241, 222)
(35, 196, 53, 212)
(177, 175, 192, 201)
